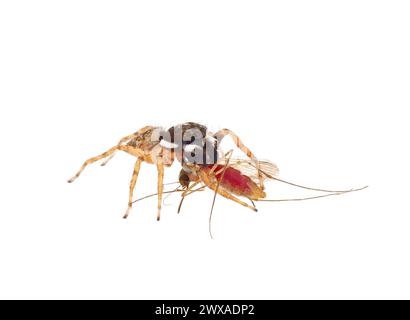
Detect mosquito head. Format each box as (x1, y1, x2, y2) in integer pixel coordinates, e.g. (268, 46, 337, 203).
(178, 168, 191, 188)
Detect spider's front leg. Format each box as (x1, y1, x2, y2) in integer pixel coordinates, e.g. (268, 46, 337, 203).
(67, 129, 149, 183)
(213, 128, 264, 189)
(67, 145, 119, 183)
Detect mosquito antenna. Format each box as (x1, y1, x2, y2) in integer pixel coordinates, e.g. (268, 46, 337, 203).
(270, 176, 367, 193)
(258, 186, 368, 202)
(209, 150, 233, 239)
(249, 162, 367, 193)
(162, 185, 183, 205)
(163, 181, 180, 186)
(132, 188, 184, 204)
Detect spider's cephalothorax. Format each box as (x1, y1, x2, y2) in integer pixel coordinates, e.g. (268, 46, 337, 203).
(160, 122, 220, 167)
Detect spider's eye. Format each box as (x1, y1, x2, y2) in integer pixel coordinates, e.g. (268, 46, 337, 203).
(157, 129, 173, 144)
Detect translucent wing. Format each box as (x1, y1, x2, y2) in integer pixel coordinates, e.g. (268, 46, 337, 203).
(218, 158, 279, 183)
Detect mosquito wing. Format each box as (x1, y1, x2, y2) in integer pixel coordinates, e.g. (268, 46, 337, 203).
(219, 158, 279, 183)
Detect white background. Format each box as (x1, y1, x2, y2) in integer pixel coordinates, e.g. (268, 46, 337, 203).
(0, 1, 409, 299)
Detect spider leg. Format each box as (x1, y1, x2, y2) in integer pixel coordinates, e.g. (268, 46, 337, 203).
(68, 145, 119, 183)
(212, 150, 234, 176)
(214, 129, 255, 159)
(101, 129, 152, 167)
(213, 128, 264, 188)
(123, 158, 143, 219)
(156, 156, 164, 221)
(100, 152, 116, 166)
(68, 144, 143, 183)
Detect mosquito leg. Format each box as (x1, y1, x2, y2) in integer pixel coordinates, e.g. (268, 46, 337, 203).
(248, 198, 257, 210)
(177, 185, 206, 214)
(177, 196, 185, 214)
(182, 181, 201, 196)
(213, 186, 257, 212)
(67, 145, 119, 183)
(156, 156, 164, 221)
(184, 185, 205, 197)
(199, 170, 257, 212)
(123, 158, 143, 219)
(177, 181, 201, 214)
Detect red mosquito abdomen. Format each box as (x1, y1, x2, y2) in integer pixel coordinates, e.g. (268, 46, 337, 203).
(205, 165, 266, 200)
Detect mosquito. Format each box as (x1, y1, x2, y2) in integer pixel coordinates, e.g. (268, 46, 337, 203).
(132, 149, 367, 238)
